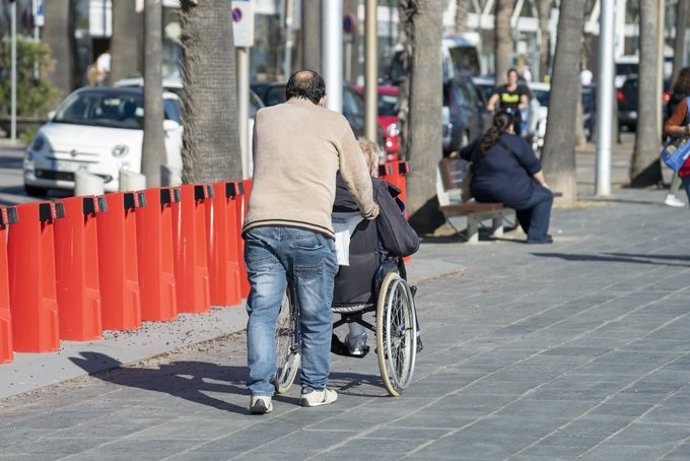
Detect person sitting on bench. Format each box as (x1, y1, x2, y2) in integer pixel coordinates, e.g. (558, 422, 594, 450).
(459, 109, 554, 244)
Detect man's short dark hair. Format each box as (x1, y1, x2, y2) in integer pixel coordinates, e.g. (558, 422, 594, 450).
(285, 70, 326, 105)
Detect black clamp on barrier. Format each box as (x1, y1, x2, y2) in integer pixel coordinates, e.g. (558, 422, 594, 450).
(124, 191, 147, 210)
(193, 184, 212, 201)
(398, 161, 410, 175)
(378, 164, 393, 177)
(160, 187, 182, 205)
(0, 206, 18, 226)
(224, 181, 240, 198)
(237, 181, 246, 195)
(39, 201, 65, 222)
(83, 195, 109, 215)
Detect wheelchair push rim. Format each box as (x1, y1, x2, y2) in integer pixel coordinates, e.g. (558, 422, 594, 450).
(376, 271, 417, 396)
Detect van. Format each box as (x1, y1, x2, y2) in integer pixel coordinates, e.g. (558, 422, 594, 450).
(387, 32, 481, 84)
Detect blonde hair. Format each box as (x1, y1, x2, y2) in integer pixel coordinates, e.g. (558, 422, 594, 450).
(357, 137, 380, 177)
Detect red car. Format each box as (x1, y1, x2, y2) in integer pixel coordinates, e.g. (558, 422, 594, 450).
(355, 85, 401, 161)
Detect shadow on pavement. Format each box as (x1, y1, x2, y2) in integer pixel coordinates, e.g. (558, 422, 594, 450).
(70, 351, 249, 414)
(531, 252, 690, 267)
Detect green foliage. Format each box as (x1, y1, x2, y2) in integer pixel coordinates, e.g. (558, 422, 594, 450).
(0, 36, 61, 117)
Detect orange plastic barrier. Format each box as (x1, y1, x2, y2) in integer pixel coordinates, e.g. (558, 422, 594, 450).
(0, 206, 17, 363)
(207, 181, 244, 307)
(136, 187, 179, 322)
(54, 196, 106, 341)
(8, 202, 64, 352)
(173, 184, 212, 313)
(238, 179, 252, 298)
(98, 191, 145, 331)
(383, 160, 410, 205)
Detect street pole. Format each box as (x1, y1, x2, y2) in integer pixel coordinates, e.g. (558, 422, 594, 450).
(657, 0, 665, 137)
(237, 47, 249, 178)
(322, 0, 343, 112)
(595, 0, 615, 196)
(11, 0, 17, 141)
(364, 0, 377, 142)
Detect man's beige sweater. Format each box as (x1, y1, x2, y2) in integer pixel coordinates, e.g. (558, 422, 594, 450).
(243, 98, 379, 238)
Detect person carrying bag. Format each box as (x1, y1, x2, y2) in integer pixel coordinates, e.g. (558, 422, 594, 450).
(663, 67, 690, 207)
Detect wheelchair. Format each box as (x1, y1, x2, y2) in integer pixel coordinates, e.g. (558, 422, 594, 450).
(273, 214, 418, 397)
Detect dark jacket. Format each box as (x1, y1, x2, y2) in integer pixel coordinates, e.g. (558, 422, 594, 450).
(331, 174, 419, 308)
(460, 133, 542, 209)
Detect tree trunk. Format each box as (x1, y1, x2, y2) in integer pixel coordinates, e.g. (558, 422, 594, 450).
(494, 0, 513, 83)
(43, 0, 75, 96)
(540, 0, 587, 208)
(141, 0, 165, 188)
(630, 0, 662, 187)
(672, 0, 689, 85)
(110, 1, 143, 84)
(399, 0, 445, 235)
(537, 0, 551, 82)
(455, 0, 468, 33)
(179, 0, 241, 183)
(301, 1, 321, 71)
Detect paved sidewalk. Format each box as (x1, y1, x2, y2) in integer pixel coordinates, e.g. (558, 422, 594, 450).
(2, 140, 690, 459)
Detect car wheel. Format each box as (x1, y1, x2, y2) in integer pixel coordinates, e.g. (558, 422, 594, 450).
(24, 184, 48, 197)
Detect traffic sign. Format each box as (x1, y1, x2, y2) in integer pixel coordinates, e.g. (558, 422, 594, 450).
(232, 0, 254, 48)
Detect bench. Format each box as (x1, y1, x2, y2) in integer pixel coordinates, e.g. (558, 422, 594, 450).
(436, 157, 514, 243)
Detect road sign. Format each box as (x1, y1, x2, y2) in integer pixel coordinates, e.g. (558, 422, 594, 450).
(343, 14, 355, 34)
(232, 0, 254, 48)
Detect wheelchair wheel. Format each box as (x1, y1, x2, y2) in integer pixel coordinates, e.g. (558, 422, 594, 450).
(275, 289, 300, 394)
(376, 271, 417, 397)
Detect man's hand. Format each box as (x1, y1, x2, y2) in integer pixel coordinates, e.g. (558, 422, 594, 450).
(362, 203, 380, 220)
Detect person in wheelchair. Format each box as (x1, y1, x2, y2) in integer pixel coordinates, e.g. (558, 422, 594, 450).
(331, 138, 421, 357)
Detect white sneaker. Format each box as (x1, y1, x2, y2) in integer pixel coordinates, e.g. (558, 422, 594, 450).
(664, 194, 685, 207)
(249, 395, 273, 414)
(300, 388, 338, 407)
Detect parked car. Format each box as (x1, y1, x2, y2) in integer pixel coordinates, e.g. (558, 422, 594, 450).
(23, 86, 183, 196)
(252, 82, 386, 148)
(617, 75, 671, 132)
(442, 74, 492, 155)
(354, 85, 401, 161)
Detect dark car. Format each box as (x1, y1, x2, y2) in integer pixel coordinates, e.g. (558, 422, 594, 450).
(617, 75, 670, 132)
(442, 75, 492, 155)
(251, 82, 385, 146)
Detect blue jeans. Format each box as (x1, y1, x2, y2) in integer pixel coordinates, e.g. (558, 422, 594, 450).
(244, 226, 338, 397)
(515, 184, 553, 241)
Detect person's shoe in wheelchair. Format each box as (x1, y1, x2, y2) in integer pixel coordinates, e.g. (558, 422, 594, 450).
(416, 332, 424, 353)
(345, 331, 369, 357)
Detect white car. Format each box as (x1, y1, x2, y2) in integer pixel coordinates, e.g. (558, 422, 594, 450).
(23, 86, 183, 195)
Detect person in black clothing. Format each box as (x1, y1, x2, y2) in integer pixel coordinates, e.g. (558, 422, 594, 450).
(332, 138, 420, 356)
(487, 68, 530, 136)
(460, 109, 554, 244)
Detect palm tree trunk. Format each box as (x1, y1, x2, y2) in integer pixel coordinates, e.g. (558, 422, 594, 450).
(672, 0, 689, 85)
(399, 0, 445, 234)
(494, 0, 513, 82)
(537, 0, 551, 81)
(455, 0, 468, 33)
(300, 1, 321, 71)
(630, 0, 663, 187)
(43, 0, 75, 97)
(141, 0, 165, 187)
(109, 1, 143, 84)
(540, 0, 587, 207)
(179, 0, 241, 183)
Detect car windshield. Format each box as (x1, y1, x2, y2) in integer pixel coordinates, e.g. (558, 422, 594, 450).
(378, 93, 398, 116)
(532, 89, 550, 107)
(54, 91, 145, 129)
(53, 91, 182, 129)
